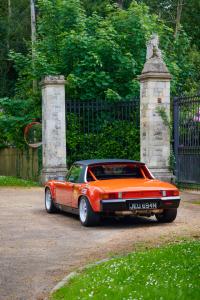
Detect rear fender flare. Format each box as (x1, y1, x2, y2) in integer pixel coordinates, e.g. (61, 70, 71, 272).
(79, 186, 102, 212)
(78, 194, 98, 213)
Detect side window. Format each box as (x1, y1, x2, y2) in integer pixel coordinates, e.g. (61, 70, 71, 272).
(67, 165, 83, 183)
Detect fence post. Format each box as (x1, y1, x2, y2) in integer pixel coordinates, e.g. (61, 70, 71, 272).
(138, 34, 173, 182)
(41, 75, 67, 184)
(173, 97, 179, 179)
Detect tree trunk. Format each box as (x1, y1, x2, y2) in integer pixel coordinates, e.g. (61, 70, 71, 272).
(30, 0, 36, 44)
(117, 0, 124, 9)
(174, 0, 184, 39)
(30, 0, 37, 91)
(7, 0, 11, 50)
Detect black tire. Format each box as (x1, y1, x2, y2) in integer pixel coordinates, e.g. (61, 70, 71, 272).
(45, 188, 57, 213)
(79, 196, 100, 227)
(155, 208, 177, 223)
(122, 215, 132, 223)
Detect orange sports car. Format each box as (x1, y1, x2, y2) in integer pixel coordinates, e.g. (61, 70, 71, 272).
(45, 159, 180, 226)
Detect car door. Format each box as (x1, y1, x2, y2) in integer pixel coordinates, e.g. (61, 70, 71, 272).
(56, 165, 83, 207)
(55, 180, 73, 207)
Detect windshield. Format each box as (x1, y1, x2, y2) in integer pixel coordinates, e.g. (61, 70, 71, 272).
(86, 163, 148, 181)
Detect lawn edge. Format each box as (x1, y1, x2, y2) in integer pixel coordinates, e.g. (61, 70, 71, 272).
(46, 258, 112, 300)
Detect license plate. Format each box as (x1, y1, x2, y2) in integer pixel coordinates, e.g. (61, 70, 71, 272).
(129, 202, 157, 210)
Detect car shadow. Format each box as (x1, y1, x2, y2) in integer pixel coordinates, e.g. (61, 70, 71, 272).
(58, 210, 163, 229)
(37, 208, 168, 230)
(98, 215, 159, 229)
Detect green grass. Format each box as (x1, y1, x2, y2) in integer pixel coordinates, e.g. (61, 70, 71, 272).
(192, 200, 200, 205)
(178, 182, 200, 191)
(0, 176, 40, 187)
(51, 240, 200, 300)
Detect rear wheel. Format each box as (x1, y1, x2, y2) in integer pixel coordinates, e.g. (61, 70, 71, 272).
(45, 188, 57, 213)
(79, 196, 100, 227)
(155, 208, 177, 223)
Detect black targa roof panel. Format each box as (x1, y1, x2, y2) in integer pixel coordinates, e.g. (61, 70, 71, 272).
(74, 159, 145, 166)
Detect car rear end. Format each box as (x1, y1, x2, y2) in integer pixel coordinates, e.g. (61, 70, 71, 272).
(86, 161, 180, 223)
(100, 189, 180, 220)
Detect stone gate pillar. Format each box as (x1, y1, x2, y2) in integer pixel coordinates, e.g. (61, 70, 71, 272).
(41, 75, 67, 183)
(139, 35, 173, 182)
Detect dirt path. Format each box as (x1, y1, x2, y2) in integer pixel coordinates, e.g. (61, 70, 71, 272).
(0, 188, 199, 300)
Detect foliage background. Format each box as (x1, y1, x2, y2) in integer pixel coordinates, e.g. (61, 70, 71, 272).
(66, 109, 140, 166)
(0, 0, 199, 164)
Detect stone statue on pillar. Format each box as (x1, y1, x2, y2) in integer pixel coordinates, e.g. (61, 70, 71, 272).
(146, 33, 162, 60)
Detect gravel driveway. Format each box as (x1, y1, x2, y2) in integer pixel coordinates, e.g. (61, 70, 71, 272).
(0, 188, 199, 300)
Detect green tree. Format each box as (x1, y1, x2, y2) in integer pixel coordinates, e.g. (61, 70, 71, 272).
(137, 0, 200, 47)
(181, 0, 200, 48)
(81, 0, 132, 15)
(0, 0, 31, 97)
(8, 1, 169, 100)
(1, 0, 200, 149)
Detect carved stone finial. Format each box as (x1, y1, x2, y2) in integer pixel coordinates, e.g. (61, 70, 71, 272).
(146, 34, 162, 60)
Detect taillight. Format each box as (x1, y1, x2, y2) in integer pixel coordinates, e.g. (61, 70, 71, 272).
(162, 190, 179, 197)
(101, 193, 118, 200)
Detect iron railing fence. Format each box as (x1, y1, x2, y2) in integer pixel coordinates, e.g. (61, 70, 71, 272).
(173, 94, 200, 184)
(65, 99, 140, 166)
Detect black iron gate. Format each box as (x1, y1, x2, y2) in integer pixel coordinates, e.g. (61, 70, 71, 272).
(65, 99, 140, 166)
(173, 95, 200, 184)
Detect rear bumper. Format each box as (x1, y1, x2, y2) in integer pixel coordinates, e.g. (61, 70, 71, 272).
(100, 197, 180, 212)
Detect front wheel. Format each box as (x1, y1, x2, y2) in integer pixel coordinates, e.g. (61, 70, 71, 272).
(155, 208, 177, 223)
(79, 196, 100, 227)
(45, 188, 57, 213)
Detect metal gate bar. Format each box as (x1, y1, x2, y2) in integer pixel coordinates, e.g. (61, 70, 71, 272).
(173, 95, 200, 184)
(65, 99, 140, 165)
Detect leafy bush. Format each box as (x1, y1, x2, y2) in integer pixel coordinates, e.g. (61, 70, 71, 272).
(66, 113, 139, 166)
(0, 97, 39, 148)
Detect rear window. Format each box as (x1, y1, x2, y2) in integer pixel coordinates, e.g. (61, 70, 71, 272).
(87, 163, 145, 181)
